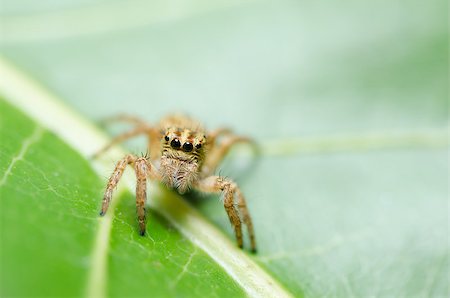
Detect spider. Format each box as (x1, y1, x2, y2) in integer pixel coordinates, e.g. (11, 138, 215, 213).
(95, 114, 257, 252)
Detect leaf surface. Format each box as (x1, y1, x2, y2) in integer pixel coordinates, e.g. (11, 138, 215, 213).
(0, 100, 248, 297)
(1, 0, 448, 297)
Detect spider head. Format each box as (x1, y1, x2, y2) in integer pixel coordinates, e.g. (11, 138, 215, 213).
(159, 128, 206, 193)
(161, 127, 206, 159)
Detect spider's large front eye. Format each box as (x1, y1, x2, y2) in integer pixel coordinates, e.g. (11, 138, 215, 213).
(170, 138, 181, 149)
(182, 142, 193, 152)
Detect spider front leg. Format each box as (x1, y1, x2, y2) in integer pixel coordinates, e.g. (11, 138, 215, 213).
(203, 135, 256, 176)
(135, 157, 149, 235)
(195, 176, 257, 252)
(93, 114, 161, 161)
(100, 154, 157, 236)
(206, 127, 233, 147)
(93, 126, 149, 158)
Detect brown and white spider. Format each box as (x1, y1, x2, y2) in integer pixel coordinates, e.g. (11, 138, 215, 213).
(95, 114, 257, 252)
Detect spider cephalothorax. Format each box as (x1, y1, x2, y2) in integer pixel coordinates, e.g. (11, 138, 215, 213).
(159, 119, 206, 194)
(96, 114, 257, 252)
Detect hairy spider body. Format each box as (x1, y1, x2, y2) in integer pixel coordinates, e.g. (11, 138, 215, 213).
(159, 115, 205, 194)
(96, 114, 257, 252)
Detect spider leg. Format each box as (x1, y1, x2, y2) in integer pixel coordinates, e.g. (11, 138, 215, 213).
(235, 188, 256, 252)
(147, 128, 163, 162)
(207, 127, 233, 147)
(135, 157, 149, 235)
(100, 154, 136, 216)
(93, 126, 150, 158)
(100, 154, 158, 236)
(203, 135, 255, 176)
(195, 176, 257, 252)
(96, 114, 162, 161)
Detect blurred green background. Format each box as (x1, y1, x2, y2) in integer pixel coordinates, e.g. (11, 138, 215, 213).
(0, 0, 448, 297)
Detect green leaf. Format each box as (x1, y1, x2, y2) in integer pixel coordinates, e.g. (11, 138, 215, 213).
(1, 0, 448, 297)
(0, 100, 248, 297)
(0, 60, 291, 298)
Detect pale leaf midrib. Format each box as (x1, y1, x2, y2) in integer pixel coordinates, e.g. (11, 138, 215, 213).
(261, 129, 448, 157)
(0, 57, 294, 298)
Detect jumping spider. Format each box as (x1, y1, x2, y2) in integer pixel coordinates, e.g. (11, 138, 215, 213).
(95, 114, 257, 252)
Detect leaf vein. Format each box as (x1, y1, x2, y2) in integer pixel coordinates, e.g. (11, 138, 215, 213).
(171, 247, 198, 288)
(0, 126, 44, 187)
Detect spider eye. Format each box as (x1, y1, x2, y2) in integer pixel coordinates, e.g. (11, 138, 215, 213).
(170, 138, 181, 149)
(164, 135, 170, 142)
(195, 143, 202, 149)
(182, 142, 193, 152)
